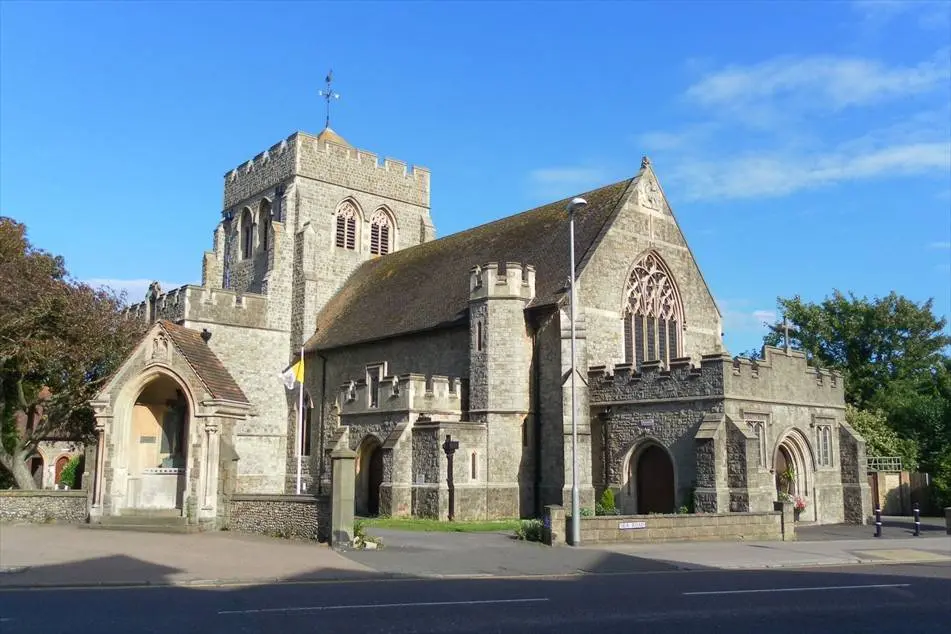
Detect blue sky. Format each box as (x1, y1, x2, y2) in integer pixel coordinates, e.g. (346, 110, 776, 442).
(2, 0, 949, 355)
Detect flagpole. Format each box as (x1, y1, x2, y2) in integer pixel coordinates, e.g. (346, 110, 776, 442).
(296, 345, 304, 495)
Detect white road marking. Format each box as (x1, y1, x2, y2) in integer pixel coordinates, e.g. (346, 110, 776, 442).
(219, 597, 549, 615)
(684, 583, 911, 596)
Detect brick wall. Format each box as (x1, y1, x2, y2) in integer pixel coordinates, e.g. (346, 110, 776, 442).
(228, 494, 330, 541)
(0, 491, 87, 524)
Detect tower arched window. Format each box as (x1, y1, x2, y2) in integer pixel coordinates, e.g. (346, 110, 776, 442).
(334, 201, 358, 250)
(258, 198, 271, 252)
(622, 251, 684, 367)
(370, 209, 393, 256)
(240, 207, 254, 259)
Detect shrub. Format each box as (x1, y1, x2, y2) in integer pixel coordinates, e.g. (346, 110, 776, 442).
(595, 489, 619, 516)
(58, 455, 82, 489)
(515, 519, 543, 542)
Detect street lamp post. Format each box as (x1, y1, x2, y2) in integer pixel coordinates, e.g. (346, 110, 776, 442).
(566, 196, 587, 546)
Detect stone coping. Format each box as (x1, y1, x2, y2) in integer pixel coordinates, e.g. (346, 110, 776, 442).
(0, 490, 87, 498)
(230, 494, 328, 504)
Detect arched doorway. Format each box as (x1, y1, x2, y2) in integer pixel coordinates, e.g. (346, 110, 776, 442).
(356, 437, 384, 517)
(54, 455, 70, 486)
(28, 455, 43, 488)
(127, 376, 188, 510)
(775, 445, 797, 496)
(632, 443, 676, 514)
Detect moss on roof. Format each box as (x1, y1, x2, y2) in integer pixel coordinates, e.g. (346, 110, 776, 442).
(306, 177, 636, 351)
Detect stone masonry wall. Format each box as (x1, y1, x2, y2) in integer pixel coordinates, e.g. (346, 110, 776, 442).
(578, 169, 724, 369)
(184, 320, 290, 493)
(568, 511, 784, 544)
(228, 493, 330, 541)
(0, 491, 87, 524)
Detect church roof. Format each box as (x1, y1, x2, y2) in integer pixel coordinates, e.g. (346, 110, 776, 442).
(305, 177, 637, 351)
(159, 321, 249, 403)
(315, 126, 351, 147)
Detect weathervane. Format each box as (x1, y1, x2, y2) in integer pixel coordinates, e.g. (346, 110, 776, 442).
(318, 69, 340, 129)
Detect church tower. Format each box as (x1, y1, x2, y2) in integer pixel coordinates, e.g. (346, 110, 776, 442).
(137, 74, 436, 494)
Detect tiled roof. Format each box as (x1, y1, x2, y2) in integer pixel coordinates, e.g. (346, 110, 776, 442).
(306, 177, 636, 351)
(159, 321, 249, 403)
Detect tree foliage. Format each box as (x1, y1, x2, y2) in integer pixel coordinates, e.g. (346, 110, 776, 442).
(762, 290, 951, 507)
(845, 405, 918, 470)
(0, 217, 145, 488)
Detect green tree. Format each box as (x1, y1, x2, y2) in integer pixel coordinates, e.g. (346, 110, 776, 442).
(845, 406, 919, 470)
(0, 217, 145, 489)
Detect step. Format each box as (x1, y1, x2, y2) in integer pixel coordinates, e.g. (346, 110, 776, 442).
(82, 522, 200, 534)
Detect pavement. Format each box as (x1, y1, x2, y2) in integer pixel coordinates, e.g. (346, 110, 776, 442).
(0, 516, 947, 589)
(1, 563, 949, 633)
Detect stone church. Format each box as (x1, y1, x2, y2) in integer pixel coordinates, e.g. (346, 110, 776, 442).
(86, 122, 871, 530)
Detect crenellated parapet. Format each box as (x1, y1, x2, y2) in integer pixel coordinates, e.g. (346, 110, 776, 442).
(127, 284, 268, 329)
(224, 135, 297, 209)
(726, 346, 843, 406)
(588, 353, 727, 405)
(337, 373, 465, 418)
(469, 262, 536, 302)
(222, 131, 431, 210)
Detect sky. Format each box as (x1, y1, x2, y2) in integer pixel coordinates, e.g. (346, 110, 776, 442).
(1, 0, 949, 355)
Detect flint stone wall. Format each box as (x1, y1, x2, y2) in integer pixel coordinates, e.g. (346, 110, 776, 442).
(0, 490, 87, 524)
(228, 494, 330, 541)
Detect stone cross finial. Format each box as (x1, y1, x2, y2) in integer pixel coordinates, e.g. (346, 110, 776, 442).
(641, 156, 651, 169)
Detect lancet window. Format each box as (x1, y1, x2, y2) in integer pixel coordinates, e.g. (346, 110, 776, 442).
(334, 201, 358, 250)
(370, 209, 392, 255)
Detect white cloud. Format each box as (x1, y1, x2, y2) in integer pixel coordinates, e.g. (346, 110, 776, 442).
(84, 278, 189, 305)
(929, 241, 951, 250)
(528, 167, 609, 199)
(851, 0, 951, 30)
(685, 51, 950, 119)
(719, 299, 777, 333)
(670, 141, 951, 201)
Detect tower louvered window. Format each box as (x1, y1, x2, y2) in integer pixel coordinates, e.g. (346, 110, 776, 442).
(622, 252, 684, 367)
(370, 209, 392, 256)
(240, 208, 254, 259)
(334, 202, 357, 250)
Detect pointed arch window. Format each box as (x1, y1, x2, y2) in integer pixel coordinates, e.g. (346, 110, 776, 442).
(334, 201, 358, 250)
(240, 207, 254, 259)
(622, 252, 684, 367)
(258, 198, 272, 252)
(370, 209, 392, 256)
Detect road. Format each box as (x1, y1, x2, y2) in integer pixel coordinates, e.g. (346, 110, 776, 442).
(1, 563, 948, 633)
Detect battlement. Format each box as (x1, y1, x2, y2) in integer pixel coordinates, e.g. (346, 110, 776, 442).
(469, 262, 536, 301)
(127, 284, 268, 329)
(337, 373, 465, 417)
(223, 131, 431, 209)
(726, 345, 843, 405)
(588, 356, 724, 404)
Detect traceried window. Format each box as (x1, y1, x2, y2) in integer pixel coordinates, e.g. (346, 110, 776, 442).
(258, 198, 271, 252)
(240, 207, 254, 259)
(622, 252, 684, 366)
(334, 201, 358, 250)
(370, 209, 392, 255)
(746, 418, 768, 467)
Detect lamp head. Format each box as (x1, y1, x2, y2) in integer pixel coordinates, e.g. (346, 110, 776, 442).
(566, 197, 588, 214)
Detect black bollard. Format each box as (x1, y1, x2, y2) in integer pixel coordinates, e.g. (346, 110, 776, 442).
(874, 506, 882, 538)
(913, 502, 921, 537)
